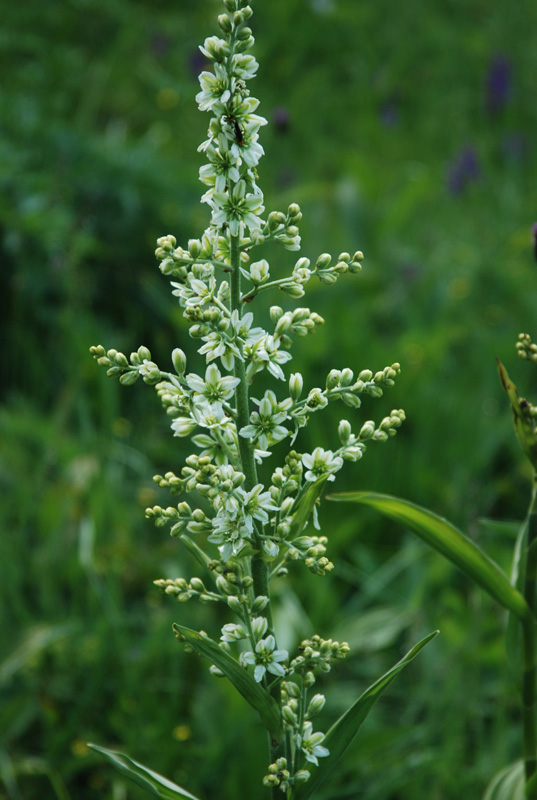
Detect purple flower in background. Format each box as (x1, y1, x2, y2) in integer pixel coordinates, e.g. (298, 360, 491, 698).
(150, 33, 170, 57)
(272, 107, 290, 134)
(446, 146, 480, 195)
(379, 98, 399, 128)
(486, 54, 512, 115)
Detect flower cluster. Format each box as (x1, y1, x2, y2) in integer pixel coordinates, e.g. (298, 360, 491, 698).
(90, 0, 404, 794)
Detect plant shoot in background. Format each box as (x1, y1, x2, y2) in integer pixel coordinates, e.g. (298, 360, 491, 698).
(89, 1, 436, 797)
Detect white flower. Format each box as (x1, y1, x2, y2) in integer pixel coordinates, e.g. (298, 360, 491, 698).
(240, 635, 288, 682)
(296, 722, 330, 766)
(210, 180, 265, 236)
(242, 484, 279, 531)
(195, 63, 231, 110)
(199, 330, 242, 371)
(302, 447, 344, 482)
(186, 364, 240, 412)
(253, 335, 293, 381)
(208, 512, 250, 560)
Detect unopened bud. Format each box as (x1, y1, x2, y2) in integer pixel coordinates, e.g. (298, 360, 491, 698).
(289, 372, 303, 401)
(172, 348, 187, 375)
(338, 419, 352, 444)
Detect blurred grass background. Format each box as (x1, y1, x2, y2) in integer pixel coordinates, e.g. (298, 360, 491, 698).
(2, 0, 537, 797)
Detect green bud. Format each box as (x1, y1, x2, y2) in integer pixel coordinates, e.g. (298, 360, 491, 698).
(294, 770, 311, 784)
(217, 13, 232, 32)
(338, 419, 352, 444)
(119, 370, 140, 386)
(97, 357, 111, 367)
(190, 578, 205, 593)
(236, 25, 252, 40)
(267, 211, 286, 232)
(215, 575, 234, 595)
(289, 372, 303, 401)
(188, 238, 202, 258)
(315, 253, 332, 269)
(283, 681, 300, 698)
(275, 315, 291, 337)
(137, 345, 151, 362)
(227, 595, 243, 613)
(251, 595, 269, 613)
(270, 305, 283, 323)
(359, 420, 375, 440)
(318, 272, 337, 285)
(288, 203, 301, 219)
(373, 429, 389, 442)
(306, 693, 326, 717)
(304, 671, 316, 688)
(280, 282, 305, 298)
(326, 369, 341, 390)
(282, 705, 298, 726)
(340, 368, 354, 386)
(171, 348, 186, 374)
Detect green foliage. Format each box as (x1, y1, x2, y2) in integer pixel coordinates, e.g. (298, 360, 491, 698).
(3, 0, 537, 797)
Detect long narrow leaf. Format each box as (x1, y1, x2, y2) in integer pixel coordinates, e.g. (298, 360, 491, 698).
(294, 631, 438, 800)
(87, 744, 201, 800)
(330, 492, 532, 623)
(482, 760, 524, 800)
(172, 624, 283, 742)
(288, 477, 327, 539)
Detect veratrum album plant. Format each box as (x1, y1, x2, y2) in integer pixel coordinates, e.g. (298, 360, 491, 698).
(89, 1, 436, 797)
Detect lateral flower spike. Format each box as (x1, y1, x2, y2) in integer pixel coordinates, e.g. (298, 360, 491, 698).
(497, 358, 537, 472)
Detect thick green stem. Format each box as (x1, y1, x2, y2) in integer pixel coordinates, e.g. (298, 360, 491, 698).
(522, 478, 537, 786)
(229, 233, 281, 794)
(229, 234, 272, 620)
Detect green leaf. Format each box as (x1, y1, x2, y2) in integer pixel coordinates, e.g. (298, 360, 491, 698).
(288, 477, 327, 539)
(506, 517, 529, 689)
(482, 760, 524, 800)
(330, 491, 532, 623)
(294, 631, 438, 800)
(172, 624, 283, 742)
(87, 744, 202, 800)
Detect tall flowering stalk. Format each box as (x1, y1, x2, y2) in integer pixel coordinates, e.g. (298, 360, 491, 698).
(89, 2, 435, 797)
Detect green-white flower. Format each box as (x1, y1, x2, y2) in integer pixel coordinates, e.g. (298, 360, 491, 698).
(302, 447, 344, 482)
(240, 634, 288, 682)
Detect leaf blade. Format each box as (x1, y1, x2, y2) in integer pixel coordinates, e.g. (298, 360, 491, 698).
(294, 631, 439, 800)
(482, 760, 524, 800)
(173, 624, 283, 742)
(87, 744, 202, 800)
(330, 491, 531, 622)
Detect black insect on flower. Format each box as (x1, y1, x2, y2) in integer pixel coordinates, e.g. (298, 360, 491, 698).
(224, 114, 244, 146)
